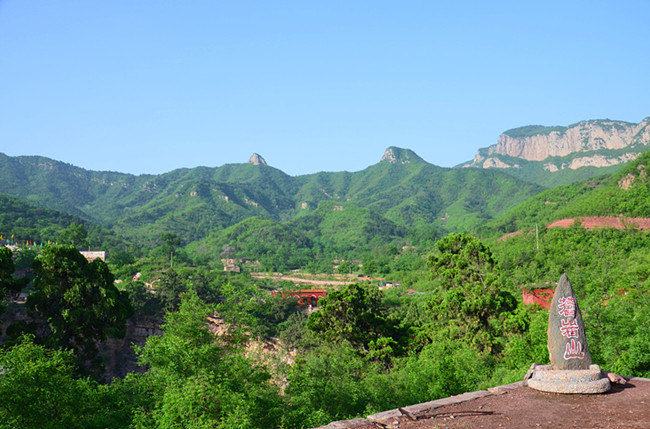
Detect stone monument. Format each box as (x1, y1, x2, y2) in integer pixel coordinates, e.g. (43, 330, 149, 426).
(527, 274, 611, 394)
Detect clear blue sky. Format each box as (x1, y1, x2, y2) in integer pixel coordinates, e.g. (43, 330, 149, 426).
(1, 1, 649, 176)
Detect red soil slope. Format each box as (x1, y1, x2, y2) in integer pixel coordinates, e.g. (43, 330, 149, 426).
(499, 216, 650, 241)
(546, 216, 650, 230)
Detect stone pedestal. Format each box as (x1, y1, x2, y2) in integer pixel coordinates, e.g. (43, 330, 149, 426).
(528, 364, 611, 394)
(527, 274, 611, 394)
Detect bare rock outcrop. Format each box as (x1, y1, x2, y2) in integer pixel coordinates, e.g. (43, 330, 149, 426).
(380, 147, 424, 164)
(483, 157, 520, 169)
(464, 117, 650, 171)
(248, 153, 268, 166)
(619, 162, 647, 189)
(491, 119, 649, 161)
(99, 316, 164, 379)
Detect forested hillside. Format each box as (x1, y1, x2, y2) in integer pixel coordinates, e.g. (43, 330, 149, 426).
(0, 149, 542, 250)
(0, 147, 648, 428)
(484, 150, 650, 235)
(0, 193, 126, 252)
(0, 193, 81, 242)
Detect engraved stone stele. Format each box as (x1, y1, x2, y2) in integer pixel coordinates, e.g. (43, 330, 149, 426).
(548, 273, 591, 370)
(527, 273, 611, 394)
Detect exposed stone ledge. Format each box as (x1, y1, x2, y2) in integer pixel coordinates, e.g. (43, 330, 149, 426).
(312, 418, 383, 429)
(312, 381, 527, 428)
(628, 376, 650, 382)
(310, 373, 645, 428)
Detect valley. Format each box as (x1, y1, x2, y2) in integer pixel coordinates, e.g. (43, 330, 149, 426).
(1, 121, 649, 429)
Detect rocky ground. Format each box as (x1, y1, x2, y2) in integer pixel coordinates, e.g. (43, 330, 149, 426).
(398, 380, 649, 429)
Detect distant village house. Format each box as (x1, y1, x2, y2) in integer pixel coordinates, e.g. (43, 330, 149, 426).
(80, 251, 107, 262)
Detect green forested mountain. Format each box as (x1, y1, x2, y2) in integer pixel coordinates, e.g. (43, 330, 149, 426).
(188, 200, 409, 268)
(289, 201, 406, 254)
(291, 148, 543, 232)
(2, 148, 649, 429)
(0, 192, 127, 254)
(0, 193, 83, 242)
(0, 153, 143, 221)
(0, 149, 542, 250)
(484, 150, 650, 235)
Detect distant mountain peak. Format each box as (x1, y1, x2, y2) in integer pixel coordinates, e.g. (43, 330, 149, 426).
(463, 117, 650, 167)
(248, 153, 268, 166)
(380, 147, 424, 164)
(458, 117, 650, 186)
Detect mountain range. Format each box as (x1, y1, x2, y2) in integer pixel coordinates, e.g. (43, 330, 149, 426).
(0, 148, 542, 248)
(1, 116, 648, 260)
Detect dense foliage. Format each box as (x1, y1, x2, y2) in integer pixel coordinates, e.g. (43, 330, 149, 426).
(0, 148, 648, 427)
(484, 150, 650, 235)
(491, 226, 650, 376)
(26, 246, 133, 373)
(0, 150, 541, 251)
(0, 336, 134, 428)
(0, 247, 27, 314)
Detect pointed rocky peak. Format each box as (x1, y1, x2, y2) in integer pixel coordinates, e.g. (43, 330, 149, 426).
(547, 274, 592, 370)
(248, 153, 268, 166)
(380, 147, 425, 165)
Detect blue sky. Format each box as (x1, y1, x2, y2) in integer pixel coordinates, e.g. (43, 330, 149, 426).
(1, 1, 649, 176)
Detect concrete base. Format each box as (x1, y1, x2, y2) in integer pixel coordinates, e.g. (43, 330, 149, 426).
(528, 364, 611, 394)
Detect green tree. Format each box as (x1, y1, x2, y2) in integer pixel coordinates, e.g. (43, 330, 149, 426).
(26, 245, 133, 371)
(285, 344, 370, 428)
(108, 249, 135, 268)
(13, 247, 38, 271)
(0, 336, 134, 428)
(156, 269, 186, 312)
(251, 293, 300, 339)
(336, 260, 353, 275)
(190, 269, 223, 304)
(427, 233, 517, 352)
(125, 281, 162, 317)
(160, 232, 181, 268)
(362, 258, 378, 276)
(0, 247, 27, 314)
(307, 283, 401, 355)
(58, 222, 88, 249)
(134, 290, 283, 428)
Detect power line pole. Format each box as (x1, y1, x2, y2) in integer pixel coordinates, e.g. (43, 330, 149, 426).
(535, 224, 539, 251)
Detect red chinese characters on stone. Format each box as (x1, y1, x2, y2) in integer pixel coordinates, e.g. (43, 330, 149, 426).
(558, 297, 576, 318)
(558, 296, 582, 360)
(560, 318, 580, 338)
(564, 338, 585, 359)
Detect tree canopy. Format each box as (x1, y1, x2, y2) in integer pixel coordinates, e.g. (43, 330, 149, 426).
(426, 233, 518, 352)
(26, 245, 133, 369)
(0, 247, 27, 314)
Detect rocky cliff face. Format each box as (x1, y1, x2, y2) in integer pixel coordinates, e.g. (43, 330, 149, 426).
(99, 316, 164, 379)
(248, 153, 268, 166)
(380, 147, 424, 164)
(464, 117, 650, 171)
